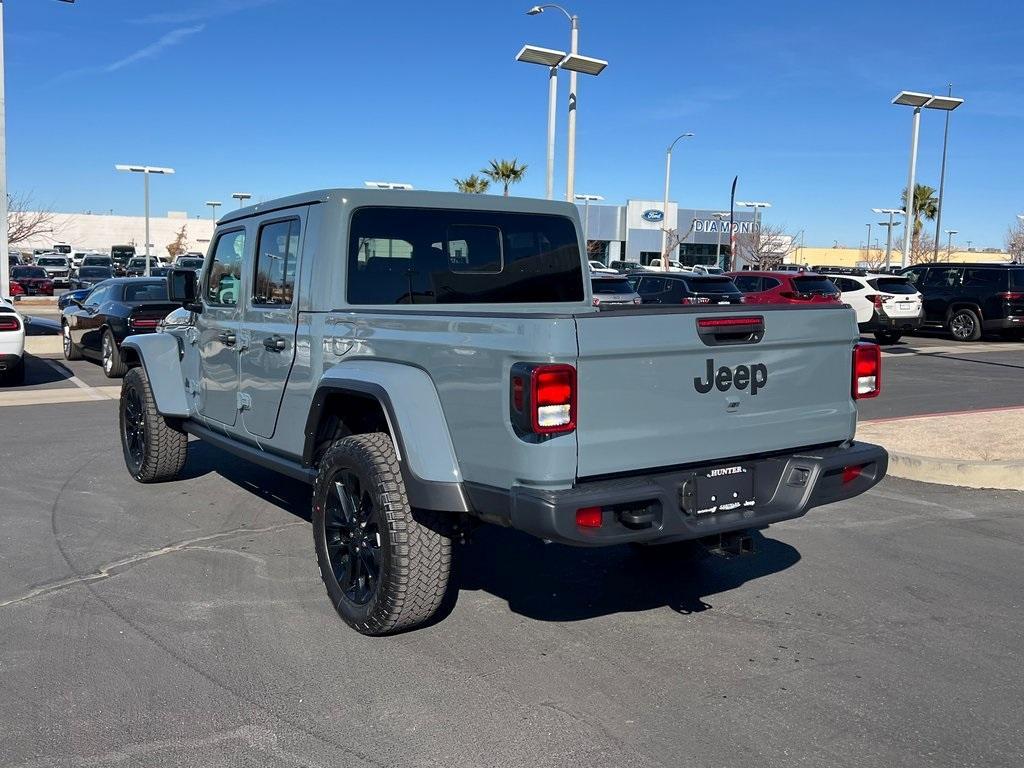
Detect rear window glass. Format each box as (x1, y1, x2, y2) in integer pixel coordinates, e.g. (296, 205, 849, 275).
(591, 277, 633, 295)
(792, 276, 839, 294)
(12, 266, 45, 278)
(78, 267, 111, 278)
(1010, 270, 1024, 290)
(37, 257, 66, 266)
(868, 277, 917, 294)
(82, 257, 111, 265)
(688, 276, 741, 294)
(124, 282, 168, 302)
(347, 207, 583, 305)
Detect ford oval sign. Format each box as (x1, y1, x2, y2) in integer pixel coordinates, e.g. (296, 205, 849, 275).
(642, 209, 664, 223)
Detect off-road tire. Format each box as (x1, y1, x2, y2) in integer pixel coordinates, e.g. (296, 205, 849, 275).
(62, 322, 82, 360)
(119, 366, 188, 483)
(102, 329, 128, 378)
(873, 330, 902, 344)
(312, 432, 453, 636)
(948, 308, 982, 342)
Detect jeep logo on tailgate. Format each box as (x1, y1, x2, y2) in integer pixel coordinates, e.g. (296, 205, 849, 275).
(694, 359, 768, 395)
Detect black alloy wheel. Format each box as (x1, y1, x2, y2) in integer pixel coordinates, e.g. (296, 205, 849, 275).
(121, 385, 146, 472)
(324, 469, 382, 606)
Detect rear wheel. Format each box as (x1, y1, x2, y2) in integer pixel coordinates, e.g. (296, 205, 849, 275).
(948, 308, 982, 342)
(873, 330, 902, 344)
(62, 322, 82, 360)
(119, 367, 188, 483)
(312, 433, 453, 636)
(102, 329, 128, 377)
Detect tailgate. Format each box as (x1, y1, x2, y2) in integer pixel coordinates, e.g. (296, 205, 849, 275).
(574, 307, 859, 478)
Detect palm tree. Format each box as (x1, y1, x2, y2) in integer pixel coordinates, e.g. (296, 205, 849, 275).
(481, 158, 528, 197)
(453, 174, 491, 194)
(901, 183, 939, 243)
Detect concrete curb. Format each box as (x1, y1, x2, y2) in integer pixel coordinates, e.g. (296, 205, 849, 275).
(884, 450, 1024, 492)
(25, 337, 64, 355)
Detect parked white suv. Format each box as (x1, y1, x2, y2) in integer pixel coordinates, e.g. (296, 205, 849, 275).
(822, 270, 923, 343)
(0, 295, 26, 385)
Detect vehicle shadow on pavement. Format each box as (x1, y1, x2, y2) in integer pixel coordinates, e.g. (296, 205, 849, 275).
(457, 526, 800, 622)
(180, 440, 314, 522)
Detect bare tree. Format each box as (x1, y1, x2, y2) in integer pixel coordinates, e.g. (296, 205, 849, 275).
(659, 219, 697, 262)
(166, 224, 189, 259)
(734, 223, 797, 269)
(1006, 220, 1024, 263)
(907, 234, 939, 265)
(7, 192, 59, 246)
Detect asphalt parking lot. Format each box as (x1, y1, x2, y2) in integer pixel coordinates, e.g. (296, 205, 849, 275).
(1, 331, 1022, 767)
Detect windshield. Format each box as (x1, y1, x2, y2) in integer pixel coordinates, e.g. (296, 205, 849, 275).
(53, 245, 72, 254)
(700, 266, 724, 274)
(127, 259, 148, 268)
(867, 277, 917, 295)
(177, 258, 204, 269)
(124, 281, 169, 302)
(792, 276, 840, 295)
(78, 267, 112, 278)
(37, 257, 67, 266)
(591, 278, 634, 295)
(12, 266, 46, 278)
(83, 257, 111, 266)
(687, 276, 742, 294)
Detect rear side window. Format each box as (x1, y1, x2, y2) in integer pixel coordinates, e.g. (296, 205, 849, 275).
(792, 276, 840, 295)
(206, 229, 246, 306)
(591, 278, 633, 294)
(253, 218, 300, 306)
(347, 207, 583, 305)
(1010, 270, 1024, 290)
(922, 267, 960, 288)
(868, 277, 917, 294)
(962, 268, 1005, 289)
(731, 275, 761, 292)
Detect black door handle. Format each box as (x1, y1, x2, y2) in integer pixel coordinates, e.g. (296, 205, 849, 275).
(217, 330, 236, 346)
(263, 335, 286, 352)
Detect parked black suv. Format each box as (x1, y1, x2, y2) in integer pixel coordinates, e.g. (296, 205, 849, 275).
(628, 272, 744, 305)
(900, 263, 1024, 341)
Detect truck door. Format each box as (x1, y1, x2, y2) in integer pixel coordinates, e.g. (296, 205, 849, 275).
(196, 227, 247, 427)
(237, 209, 306, 438)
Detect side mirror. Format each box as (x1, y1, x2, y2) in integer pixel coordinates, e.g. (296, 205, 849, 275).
(168, 268, 201, 312)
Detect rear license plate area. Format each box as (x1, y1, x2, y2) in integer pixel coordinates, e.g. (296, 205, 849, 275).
(689, 464, 755, 515)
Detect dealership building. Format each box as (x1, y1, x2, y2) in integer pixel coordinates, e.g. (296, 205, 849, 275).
(575, 199, 757, 268)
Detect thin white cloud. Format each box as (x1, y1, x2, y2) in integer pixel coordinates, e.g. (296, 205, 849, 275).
(131, 0, 276, 25)
(103, 24, 205, 73)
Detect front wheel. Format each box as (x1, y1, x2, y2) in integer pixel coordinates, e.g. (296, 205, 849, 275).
(62, 322, 82, 360)
(948, 308, 982, 342)
(312, 433, 453, 636)
(119, 367, 188, 483)
(102, 329, 128, 377)
(873, 330, 902, 344)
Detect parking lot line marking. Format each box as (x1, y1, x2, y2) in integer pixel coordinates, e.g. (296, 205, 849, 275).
(43, 359, 106, 400)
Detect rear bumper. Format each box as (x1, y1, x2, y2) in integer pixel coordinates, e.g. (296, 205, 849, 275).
(466, 442, 887, 546)
(983, 315, 1024, 331)
(862, 312, 922, 332)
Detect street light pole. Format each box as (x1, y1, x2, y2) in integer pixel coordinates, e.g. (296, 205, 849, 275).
(660, 132, 693, 271)
(736, 201, 771, 268)
(945, 229, 957, 258)
(866, 223, 872, 264)
(713, 212, 727, 268)
(232, 192, 252, 208)
(515, 45, 566, 201)
(115, 164, 175, 277)
(574, 193, 603, 253)
(873, 208, 903, 270)
(206, 200, 222, 223)
(932, 83, 953, 262)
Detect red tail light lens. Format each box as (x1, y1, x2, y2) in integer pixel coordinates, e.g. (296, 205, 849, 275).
(842, 464, 865, 484)
(0, 314, 21, 332)
(865, 294, 885, 309)
(510, 363, 577, 436)
(852, 342, 881, 399)
(129, 317, 160, 329)
(997, 292, 1024, 301)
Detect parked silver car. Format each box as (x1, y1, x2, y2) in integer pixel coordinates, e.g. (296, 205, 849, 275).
(590, 274, 642, 307)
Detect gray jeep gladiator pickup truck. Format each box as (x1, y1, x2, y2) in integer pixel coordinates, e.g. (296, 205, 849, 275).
(118, 188, 887, 636)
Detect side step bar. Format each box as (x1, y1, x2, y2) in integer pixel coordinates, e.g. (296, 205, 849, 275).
(181, 420, 316, 484)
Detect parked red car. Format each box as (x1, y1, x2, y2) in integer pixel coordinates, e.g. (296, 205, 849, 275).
(9, 280, 24, 297)
(9, 265, 54, 296)
(726, 270, 841, 305)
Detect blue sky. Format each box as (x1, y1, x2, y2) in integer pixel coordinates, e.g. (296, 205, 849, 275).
(6, 0, 1023, 248)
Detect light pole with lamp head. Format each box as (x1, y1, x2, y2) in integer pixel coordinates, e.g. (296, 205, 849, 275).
(945, 229, 957, 259)
(865, 223, 872, 264)
(932, 83, 963, 261)
(515, 45, 566, 200)
(735, 201, 771, 268)
(232, 192, 252, 208)
(892, 90, 963, 269)
(206, 200, 222, 223)
(115, 164, 175, 277)
(0, 0, 76, 298)
(659, 132, 694, 271)
(526, 5, 606, 202)
(873, 207, 903, 270)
